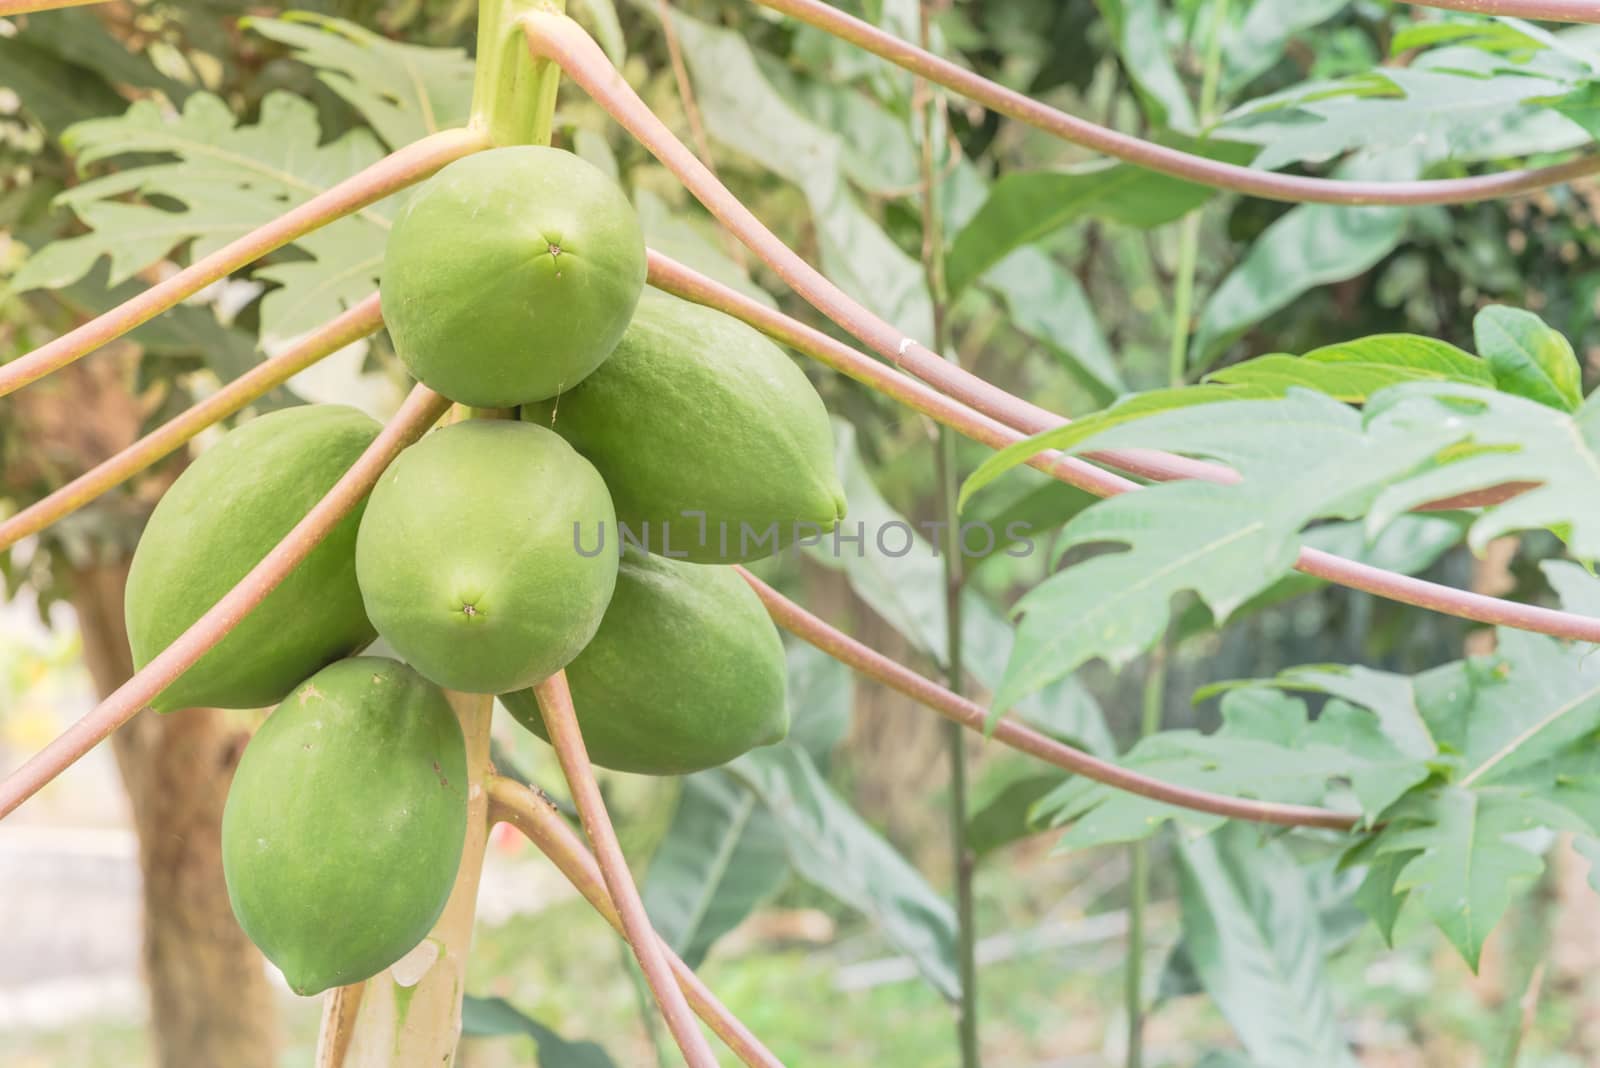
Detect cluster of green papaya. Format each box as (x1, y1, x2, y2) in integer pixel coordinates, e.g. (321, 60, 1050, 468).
(122, 146, 846, 995)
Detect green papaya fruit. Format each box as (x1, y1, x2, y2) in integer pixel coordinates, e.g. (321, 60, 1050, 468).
(503, 550, 788, 775)
(523, 290, 845, 564)
(222, 657, 467, 996)
(355, 420, 618, 694)
(380, 146, 647, 407)
(124, 404, 380, 713)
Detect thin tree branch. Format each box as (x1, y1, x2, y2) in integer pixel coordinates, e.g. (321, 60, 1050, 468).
(0, 127, 487, 400)
(0, 384, 451, 820)
(742, 0, 1600, 203)
(1408, 0, 1600, 21)
(648, 251, 1600, 645)
(738, 566, 1357, 830)
(486, 775, 785, 1068)
(531, 672, 719, 1068)
(0, 294, 384, 555)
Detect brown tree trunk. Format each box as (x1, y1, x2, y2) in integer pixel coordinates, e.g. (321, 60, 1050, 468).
(70, 559, 278, 1068)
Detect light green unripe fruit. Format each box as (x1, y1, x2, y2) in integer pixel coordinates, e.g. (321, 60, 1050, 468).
(221, 657, 467, 996)
(380, 146, 647, 407)
(354, 420, 618, 694)
(502, 550, 788, 775)
(124, 404, 380, 712)
(523, 290, 846, 563)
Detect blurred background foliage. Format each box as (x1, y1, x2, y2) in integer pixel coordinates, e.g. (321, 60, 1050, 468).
(5, 0, 1600, 1065)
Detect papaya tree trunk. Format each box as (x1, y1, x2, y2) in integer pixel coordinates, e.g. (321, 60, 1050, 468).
(69, 559, 279, 1068)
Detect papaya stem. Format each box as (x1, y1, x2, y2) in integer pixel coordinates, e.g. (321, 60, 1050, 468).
(487, 775, 785, 1068)
(471, 0, 566, 146)
(0, 294, 384, 556)
(532, 672, 720, 1068)
(0, 129, 485, 401)
(0, 384, 452, 820)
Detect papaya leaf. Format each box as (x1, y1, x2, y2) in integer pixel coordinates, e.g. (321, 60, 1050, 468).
(1541, 559, 1600, 617)
(1176, 825, 1361, 1068)
(1189, 163, 1415, 368)
(1220, 0, 1351, 95)
(984, 391, 1460, 713)
(1424, 629, 1600, 789)
(959, 466, 1098, 570)
(1036, 689, 1425, 847)
(1364, 382, 1600, 556)
(1344, 834, 1416, 946)
(461, 996, 617, 1067)
(727, 744, 961, 1000)
(1206, 334, 1491, 401)
(1222, 63, 1577, 172)
(243, 13, 474, 150)
(1473, 304, 1583, 412)
(1378, 786, 1585, 968)
(965, 757, 1067, 857)
(1200, 663, 1437, 760)
(1092, 0, 1195, 130)
(983, 247, 1125, 400)
(944, 135, 1257, 299)
(1172, 513, 1469, 643)
(12, 92, 391, 352)
(642, 771, 790, 970)
(1545, 81, 1600, 141)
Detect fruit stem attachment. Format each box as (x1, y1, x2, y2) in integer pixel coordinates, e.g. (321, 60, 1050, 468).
(472, 0, 567, 146)
(532, 672, 720, 1068)
(486, 775, 785, 1068)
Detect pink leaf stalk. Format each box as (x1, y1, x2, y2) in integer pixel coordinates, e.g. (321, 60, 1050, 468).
(738, 567, 1358, 831)
(532, 673, 720, 1068)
